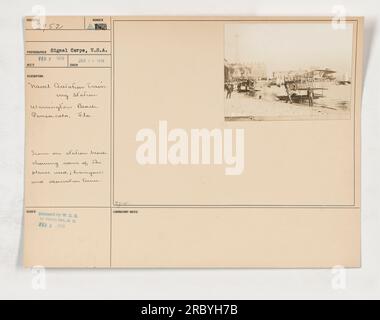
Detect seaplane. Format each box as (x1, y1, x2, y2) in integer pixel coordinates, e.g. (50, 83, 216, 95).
(275, 69, 332, 104)
(304, 68, 337, 81)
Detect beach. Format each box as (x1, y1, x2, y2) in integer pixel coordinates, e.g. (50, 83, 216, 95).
(225, 83, 352, 121)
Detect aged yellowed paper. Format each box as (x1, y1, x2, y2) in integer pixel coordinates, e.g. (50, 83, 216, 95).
(24, 16, 363, 268)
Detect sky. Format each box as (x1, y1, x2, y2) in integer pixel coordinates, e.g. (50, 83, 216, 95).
(225, 23, 354, 77)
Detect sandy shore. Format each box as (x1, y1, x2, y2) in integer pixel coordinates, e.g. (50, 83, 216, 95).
(225, 84, 352, 121)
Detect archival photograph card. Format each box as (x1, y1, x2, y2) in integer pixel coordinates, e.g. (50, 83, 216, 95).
(23, 17, 363, 268)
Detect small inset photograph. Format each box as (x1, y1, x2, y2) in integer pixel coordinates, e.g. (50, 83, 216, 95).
(224, 23, 354, 121)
